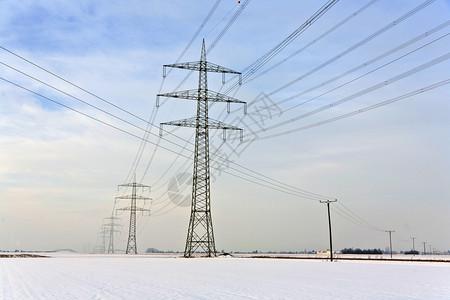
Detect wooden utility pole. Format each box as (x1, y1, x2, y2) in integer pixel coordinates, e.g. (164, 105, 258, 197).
(320, 199, 337, 262)
(422, 241, 426, 255)
(411, 237, 416, 255)
(385, 230, 395, 258)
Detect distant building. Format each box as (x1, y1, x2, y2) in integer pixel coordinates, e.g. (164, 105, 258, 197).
(317, 250, 331, 255)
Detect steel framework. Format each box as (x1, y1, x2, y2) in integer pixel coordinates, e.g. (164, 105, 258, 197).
(104, 216, 121, 254)
(98, 225, 108, 253)
(117, 179, 151, 254)
(158, 40, 246, 257)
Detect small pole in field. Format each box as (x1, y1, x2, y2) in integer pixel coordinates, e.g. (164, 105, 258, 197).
(320, 199, 337, 262)
(385, 230, 395, 258)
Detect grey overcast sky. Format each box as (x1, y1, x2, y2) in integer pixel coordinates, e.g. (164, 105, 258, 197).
(0, 0, 449, 253)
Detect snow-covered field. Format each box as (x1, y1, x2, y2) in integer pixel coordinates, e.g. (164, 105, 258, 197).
(1, 254, 449, 299)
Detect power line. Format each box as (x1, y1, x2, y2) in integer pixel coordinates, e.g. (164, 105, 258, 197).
(246, 23, 449, 124)
(266, 0, 437, 96)
(141, 151, 329, 222)
(0, 47, 243, 189)
(245, 0, 379, 85)
(141, 136, 192, 185)
(0, 75, 333, 202)
(215, 1, 383, 123)
(206, 2, 443, 173)
(331, 207, 379, 231)
(0, 75, 190, 155)
(167, 0, 222, 77)
(0, 44, 175, 189)
(12, 46, 445, 158)
(331, 205, 385, 232)
(336, 202, 385, 231)
(204, 3, 239, 39)
(0, 47, 205, 152)
(223, 0, 341, 94)
(0, 61, 161, 135)
(248, 53, 449, 139)
(0, 45, 151, 125)
(151, 152, 193, 193)
(207, 0, 252, 53)
(393, 231, 409, 242)
(242, 33, 449, 135)
(256, 78, 449, 141)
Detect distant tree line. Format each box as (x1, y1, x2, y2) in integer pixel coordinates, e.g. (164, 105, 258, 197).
(341, 248, 383, 254)
(404, 250, 419, 255)
(145, 248, 165, 253)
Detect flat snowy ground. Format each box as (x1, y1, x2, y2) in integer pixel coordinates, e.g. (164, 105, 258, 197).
(1, 254, 449, 299)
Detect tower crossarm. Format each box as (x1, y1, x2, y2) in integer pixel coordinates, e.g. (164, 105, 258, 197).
(104, 217, 121, 221)
(207, 118, 243, 131)
(117, 206, 151, 212)
(161, 117, 197, 128)
(161, 118, 243, 141)
(104, 223, 122, 227)
(115, 195, 152, 201)
(157, 89, 247, 113)
(157, 89, 245, 104)
(161, 117, 242, 130)
(164, 61, 240, 74)
(118, 183, 151, 190)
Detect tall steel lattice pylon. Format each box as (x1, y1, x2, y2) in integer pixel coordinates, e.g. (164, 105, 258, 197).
(158, 40, 246, 257)
(116, 177, 151, 254)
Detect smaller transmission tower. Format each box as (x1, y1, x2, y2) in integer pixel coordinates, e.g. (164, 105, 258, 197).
(97, 225, 109, 253)
(104, 216, 122, 254)
(117, 177, 151, 254)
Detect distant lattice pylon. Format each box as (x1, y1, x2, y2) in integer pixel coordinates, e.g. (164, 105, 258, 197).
(116, 175, 151, 254)
(103, 216, 122, 254)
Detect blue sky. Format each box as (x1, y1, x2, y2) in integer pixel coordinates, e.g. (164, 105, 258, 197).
(0, 0, 449, 253)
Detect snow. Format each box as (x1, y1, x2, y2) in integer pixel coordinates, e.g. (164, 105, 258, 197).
(1, 254, 449, 299)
